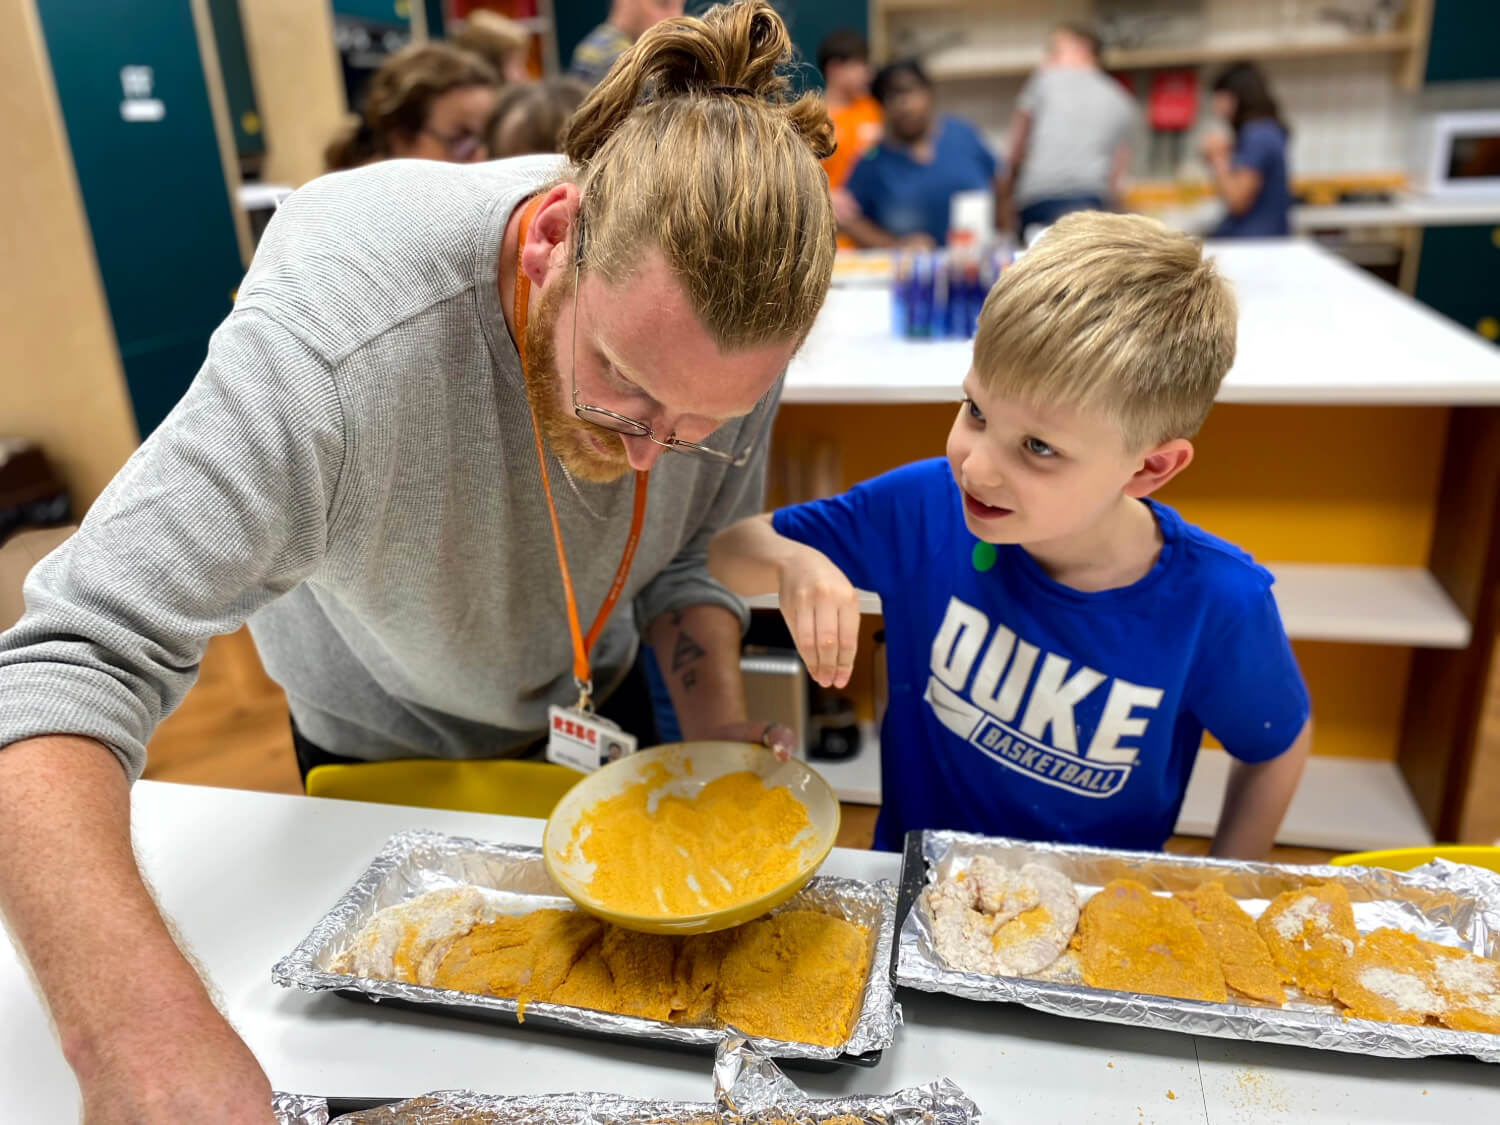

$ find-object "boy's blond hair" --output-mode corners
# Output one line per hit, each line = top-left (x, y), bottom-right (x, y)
(974, 212), (1237, 449)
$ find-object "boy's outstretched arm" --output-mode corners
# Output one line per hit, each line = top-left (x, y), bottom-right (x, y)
(1210, 720), (1312, 860)
(708, 515), (862, 690)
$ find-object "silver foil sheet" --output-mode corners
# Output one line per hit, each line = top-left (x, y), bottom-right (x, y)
(714, 1036), (980, 1123)
(272, 1092), (330, 1125)
(896, 830), (1500, 1063)
(270, 1038), (979, 1124)
(271, 830), (899, 1061)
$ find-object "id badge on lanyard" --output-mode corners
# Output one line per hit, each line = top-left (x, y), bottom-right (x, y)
(512, 196), (649, 775)
(546, 705), (638, 773)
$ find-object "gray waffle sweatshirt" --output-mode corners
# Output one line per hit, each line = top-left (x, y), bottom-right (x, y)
(0, 156), (769, 777)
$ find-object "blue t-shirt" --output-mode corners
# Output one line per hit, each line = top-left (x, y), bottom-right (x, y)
(774, 459), (1309, 852)
(847, 117), (998, 245)
(1214, 119), (1291, 238)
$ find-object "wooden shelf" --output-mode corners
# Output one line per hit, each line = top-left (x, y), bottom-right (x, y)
(1265, 563), (1470, 648)
(922, 32), (1415, 82)
(1176, 748), (1434, 850)
(746, 563), (1470, 649)
(815, 729), (1436, 851)
(1108, 31), (1413, 70)
(879, 0), (977, 10)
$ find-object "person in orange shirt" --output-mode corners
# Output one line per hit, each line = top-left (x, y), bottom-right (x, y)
(818, 29), (881, 190)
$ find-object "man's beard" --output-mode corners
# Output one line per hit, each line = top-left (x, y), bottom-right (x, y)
(523, 273), (632, 484)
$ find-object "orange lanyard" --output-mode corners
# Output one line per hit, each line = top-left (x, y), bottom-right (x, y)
(513, 196), (649, 709)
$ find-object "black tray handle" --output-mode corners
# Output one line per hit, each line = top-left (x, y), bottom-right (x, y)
(889, 830), (927, 990)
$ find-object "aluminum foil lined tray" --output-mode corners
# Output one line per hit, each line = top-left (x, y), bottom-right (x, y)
(271, 1037), (980, 1124)
(893, 830), (1500, 1064)
(272, 830), (899, 1068)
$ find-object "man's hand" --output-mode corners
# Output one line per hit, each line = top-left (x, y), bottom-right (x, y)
(698, 719), (797, 761)
(0, 735), (274, 1124)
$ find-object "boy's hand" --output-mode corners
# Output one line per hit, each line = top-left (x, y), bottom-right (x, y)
(778, 548), (861, 690)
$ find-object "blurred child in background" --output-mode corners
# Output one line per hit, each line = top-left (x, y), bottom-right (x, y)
(325, 43), (498, 171)
(570, 0), (686, 86)
(488, 76), (590, 158)
(1006, 24), (1137, 235)
(453, 8), (534, 85)
(1203, 62), (1292, 238)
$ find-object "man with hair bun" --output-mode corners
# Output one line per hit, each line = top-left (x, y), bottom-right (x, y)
(0, 2), (835, 1115)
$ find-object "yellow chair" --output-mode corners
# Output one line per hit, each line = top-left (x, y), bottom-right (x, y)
(305, 758), (586, 819)
(1330, 846), (1500, 875)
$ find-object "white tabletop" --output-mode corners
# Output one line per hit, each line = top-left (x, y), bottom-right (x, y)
(788, 240), (1500, 406)
(3, 781), (1497, 1121)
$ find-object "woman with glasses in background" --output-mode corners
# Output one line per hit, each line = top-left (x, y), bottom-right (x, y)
(325, 41), (500, 171)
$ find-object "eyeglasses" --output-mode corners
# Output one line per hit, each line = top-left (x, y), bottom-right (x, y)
(421, 126), (484, 162)
(567, 254), (772, 468)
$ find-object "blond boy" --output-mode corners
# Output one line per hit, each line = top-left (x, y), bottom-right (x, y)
(710, 212), (1310, 857)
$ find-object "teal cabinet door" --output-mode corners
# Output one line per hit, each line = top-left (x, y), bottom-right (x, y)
(1426, 0), (1500, 84)
(1415, 225), (1500, 346)
(35, 0), (246, 436)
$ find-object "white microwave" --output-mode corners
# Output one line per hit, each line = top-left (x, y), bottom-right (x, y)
(1411, 111), (1500, 198)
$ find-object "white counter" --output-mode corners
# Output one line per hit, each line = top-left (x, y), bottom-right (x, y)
(1295, 195), (1500, 230)
(792, 240), (1500, 405)
(3, 781), (1496, 1120)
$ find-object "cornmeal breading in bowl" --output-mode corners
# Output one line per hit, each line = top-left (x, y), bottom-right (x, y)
(545, 744), (840, 935)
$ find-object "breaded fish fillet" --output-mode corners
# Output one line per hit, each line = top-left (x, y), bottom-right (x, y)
(925, 859), (1080, 977)
(1257, 884), (1357, 999)
(343, 886), (494, 984)
(431, 909), (601, 1001)
(1176, 881), (1286, 1005)
(1333, 927), (1444, 1025)
(1079, 879), (1227, 1003)
(1426, 941), (1500, 1034)
(716, 910), (870, 1047)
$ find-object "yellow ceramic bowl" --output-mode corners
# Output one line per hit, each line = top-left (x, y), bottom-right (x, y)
(1330, 845), (1500, 874)
(542, 742), (840, 935)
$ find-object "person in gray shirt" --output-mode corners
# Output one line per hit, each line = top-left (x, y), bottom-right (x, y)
(0, 3), (834, 1118)
(1006, 24), (1138, 237)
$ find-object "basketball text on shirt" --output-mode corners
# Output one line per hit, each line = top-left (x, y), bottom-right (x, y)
(924, 595), (1164, 798)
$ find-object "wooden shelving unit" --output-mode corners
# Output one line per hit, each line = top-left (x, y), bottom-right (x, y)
(924, 31), (1416, 82)
(874, 0), (1435, 91)
(745, 561), (1472, 650)
(817, 724), (1438, 852)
